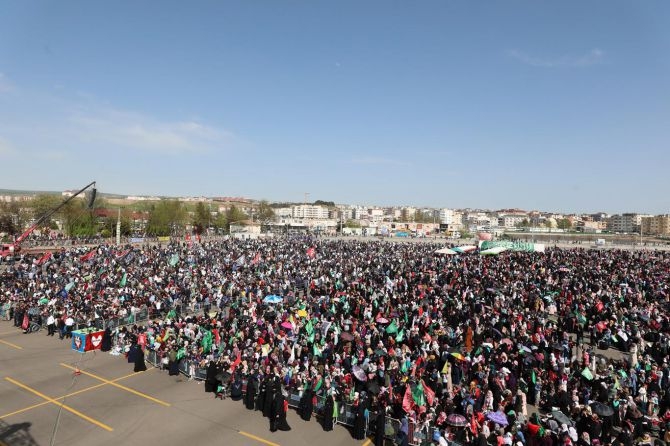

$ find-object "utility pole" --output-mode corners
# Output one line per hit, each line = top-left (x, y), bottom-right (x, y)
(304, 192), (310, 205)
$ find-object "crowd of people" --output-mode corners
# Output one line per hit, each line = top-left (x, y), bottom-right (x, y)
(2, 236), (670, 446)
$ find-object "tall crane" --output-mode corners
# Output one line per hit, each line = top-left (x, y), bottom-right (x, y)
(1, 181), (97, 259)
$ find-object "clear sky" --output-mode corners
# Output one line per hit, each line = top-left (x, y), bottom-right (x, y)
(0, 1), (668, 214)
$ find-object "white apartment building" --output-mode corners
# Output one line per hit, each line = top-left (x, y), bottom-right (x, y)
(369, 208), (384, 222)
(498, 214), (527, 228)
(439, 208), (455, 225)
(292, 205), (329, 219)
(273, 207), (294, 219)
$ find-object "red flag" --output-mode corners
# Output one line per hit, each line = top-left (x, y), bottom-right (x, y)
(22, 313), (29, 330)
(306, 247), (315, 259)
(37, 251), (52, 265)
(115, 249), (130, 259)
(402, 385), (414, 413)
(421, 379), (435, 406)
(596, 301), (604, 312)
(230, 352), (242, 373)
(251, 252), (261, 265)
(80, 250), (96, 262)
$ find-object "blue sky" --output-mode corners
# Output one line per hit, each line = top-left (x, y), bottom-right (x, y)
(0, 1), (668, 213)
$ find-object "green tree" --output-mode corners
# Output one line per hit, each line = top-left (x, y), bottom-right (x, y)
(515, 219), (530, 228)
(344, 219), (361, 228)
(192, 202), (211, 234)
(557, 218), (572, 230)
(224, 205), (248, 232)
(0, 201), (29, 236)
(146, 200), (187, 236)
(255, 200), (276, 224)
(30, 194), (61, 228)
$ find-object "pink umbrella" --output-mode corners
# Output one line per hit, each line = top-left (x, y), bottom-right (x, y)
(281, 321), (293, 330)
(376, 317), (389, 324)
(500, 338), (513, 346)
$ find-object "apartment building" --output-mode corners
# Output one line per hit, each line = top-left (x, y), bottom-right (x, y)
(641, 215), (670, 236)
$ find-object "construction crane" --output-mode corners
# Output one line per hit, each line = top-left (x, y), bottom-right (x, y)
(1, 181), (97, 259)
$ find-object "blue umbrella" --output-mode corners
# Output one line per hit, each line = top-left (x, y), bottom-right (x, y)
(263, 295), (283, 304)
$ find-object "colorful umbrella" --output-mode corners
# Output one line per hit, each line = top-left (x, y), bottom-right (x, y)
(450, 352), (465, 361)
(340, 332), (354, 342)
(376, 317), (389, 324)
(446, 413), (468, 427)
(500, 338), (513, 346)
(281, 321), (293, 330)
(296, 309), (308, 318)
(352, 365), (367, 382)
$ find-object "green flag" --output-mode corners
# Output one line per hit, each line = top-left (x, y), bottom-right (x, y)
(396, 329), (404, 343)
(412, 383), (425, 407)
(167, 309), (176, 320)
(313, 378), (323, 392)
(531, 369), (536, 384)
(119, 273), (127, 287)
(201, 330), (213, 353)
(305, 319), (314, 335)
(313, 344), (321, 357)
(176, 347), (186, 360)
(169, 254), (179, 267)
(581, 367), (593, 381)
(385, 320), (398, 334)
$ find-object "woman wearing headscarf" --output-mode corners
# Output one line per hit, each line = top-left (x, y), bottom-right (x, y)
(100, 327), (112, 352)
(270, 388), (291, 432)
(373, 403), (386, 446)
(133, 343), (147, 372)
(352, 393), (368, 440)
(244, 370), (258, 410)
(322, 389), (335, 432)
(298, 385), (314, 422)
(204, 359), (218, 393)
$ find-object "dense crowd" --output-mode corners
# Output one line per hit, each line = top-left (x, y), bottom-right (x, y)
(2, 237), (670, 446)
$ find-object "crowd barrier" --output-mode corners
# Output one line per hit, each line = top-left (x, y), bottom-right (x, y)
(141, 347), (435, 445)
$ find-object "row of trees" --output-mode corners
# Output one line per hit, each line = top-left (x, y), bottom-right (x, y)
(0, 195), (278, 240)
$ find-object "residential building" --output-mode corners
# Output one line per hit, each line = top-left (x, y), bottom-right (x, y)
(641, 215), (670, 236)
(608, 213), (650, 233)
(292, 205), (329, 219)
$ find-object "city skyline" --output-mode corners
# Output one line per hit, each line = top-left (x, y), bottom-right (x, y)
(1, 1), (669, 214)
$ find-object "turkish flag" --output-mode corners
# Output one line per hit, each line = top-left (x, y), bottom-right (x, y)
(306, 247), (315, 259)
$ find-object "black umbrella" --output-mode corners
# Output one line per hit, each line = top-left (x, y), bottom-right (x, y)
(590, 402), (614, 417)
(551, 410), (573, 427)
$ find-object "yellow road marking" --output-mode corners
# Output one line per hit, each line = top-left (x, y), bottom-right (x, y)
(238, 431), (281, 446)
(362, 439), (372, 446)
(0, 370), (148, 419)
(0, 339), (22, 350)
(60, 363), (170, 407)
(4, 377), (113, 432)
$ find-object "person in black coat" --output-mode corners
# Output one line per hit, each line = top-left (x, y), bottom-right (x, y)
(322, 391), (335, 432)
(374, 404), (386, 446)
(134, 346), (147, 372)
(257, 375), (268, 412)
(352, 395), (368, 440)
(270, 390), (292, 432)
(299, 387), (314, 422)
(263, 376), (277, 418)
(100, 327), (112, 352)
(204, 360), (218, 393)
(245, 373), (258, 410)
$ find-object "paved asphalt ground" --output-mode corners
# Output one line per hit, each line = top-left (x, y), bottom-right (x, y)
(0, 320), (365, 446)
